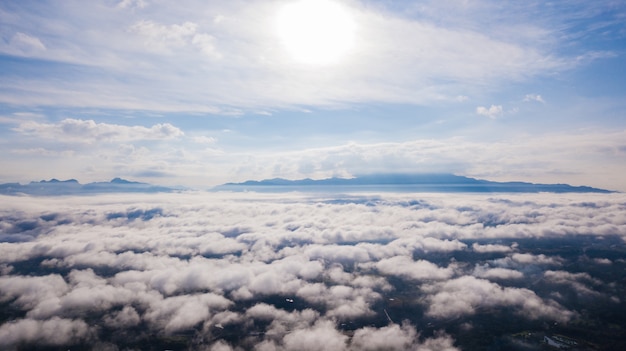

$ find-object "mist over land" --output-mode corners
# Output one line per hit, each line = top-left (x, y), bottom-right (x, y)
(1, 190), (625, 350)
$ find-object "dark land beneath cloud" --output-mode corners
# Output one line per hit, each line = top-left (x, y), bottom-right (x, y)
(1, 191), (625, 350)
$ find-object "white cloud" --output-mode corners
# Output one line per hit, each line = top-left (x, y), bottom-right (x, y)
(476, 104), (503, 118)
(281, 319), (348, 351)
(224, 129), (626, 191)
(524, 93), (545, 103)
(144, 293), (233, 333)
(117, 0), (147, 10)
(192, 33), (221, 58)
(473, 265), (524, 280)
(209, 340), (235, 351)
(130, 20), (220, 58)
(422, 276), (574, 322)
(544, 270), (603, 296)
(103, 305), (141, 328)
(510, 253), (561, 266)
(0, 317), (91, 348)
(13, 118), (184, 143)
(350, 322), (417, 351)
(374, 256), (455, 281)
(0, 192), (624, 349)
(192, 135), (218, 144)
(348, 322), (459, 351)
(295, 283), (379, 320)
(130, 20), (198, 48)
(0, 1), (580, 111)
(0, 274), (69, 318)
(593, 258), (611, 265)
(9, 32), (46, 54)
(472, 243), (514, 253)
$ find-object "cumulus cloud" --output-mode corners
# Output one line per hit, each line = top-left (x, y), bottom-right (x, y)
(144, 292), (232, 333)
(0, 274), (69, 318)
(473, 264), (524, 280)
(103, 305), (141, 328)
(0, 317), (91, 348)
(524, 93), (545, 103)
(13, 118), (184, 143)
(472, 243), (514, 253)
(349, 322), (459, 351)
(421, 276), (574, 322)
(509, 253), (562, 266)
(130, 20), (220, 58)
(373, 256), (455, 281)
(543, 270), (603, 297)
(0, 192), (624, 349)
(296, 283), (379, 320)
(593, 257), (612, 265)
(476, 104), (503, 118)
(131, 20), (198, 47)
(281, 319), (348, 351)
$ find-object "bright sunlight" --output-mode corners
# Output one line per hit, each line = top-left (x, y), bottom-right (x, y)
(275, 0), (356, 65)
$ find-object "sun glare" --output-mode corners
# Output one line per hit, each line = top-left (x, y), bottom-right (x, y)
(275, 0), (356, 65)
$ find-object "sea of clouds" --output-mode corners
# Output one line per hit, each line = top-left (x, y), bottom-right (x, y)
(0, 191), (625, 350)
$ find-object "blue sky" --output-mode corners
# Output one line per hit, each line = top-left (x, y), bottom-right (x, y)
(1, 0), (625, 190)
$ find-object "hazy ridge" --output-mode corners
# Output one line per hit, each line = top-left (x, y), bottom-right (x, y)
(216, 173), (613, 193)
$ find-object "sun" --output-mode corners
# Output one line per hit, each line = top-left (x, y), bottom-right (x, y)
(275, 0), (356, 65)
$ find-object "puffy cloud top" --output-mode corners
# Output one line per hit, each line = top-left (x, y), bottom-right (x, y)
(0, 192), (624, 349)
(14, 118), (184, 143)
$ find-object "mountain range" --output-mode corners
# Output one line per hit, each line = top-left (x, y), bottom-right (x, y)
(0, 174), (614, 196)
(214, 174), (613, 193)
(0, 178), (179, 196)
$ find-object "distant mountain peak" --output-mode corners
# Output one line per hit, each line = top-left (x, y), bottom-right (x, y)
(110, 177), (142, 184)
(32, 178), (79, 184)
(1, 177), (178, 196)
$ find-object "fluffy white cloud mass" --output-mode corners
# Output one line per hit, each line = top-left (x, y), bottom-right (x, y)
(476, 104), (503, 118)
(0, 191), (624, 349)
(13, 118), (184, 143)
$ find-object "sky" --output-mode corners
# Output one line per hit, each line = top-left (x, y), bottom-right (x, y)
(1, 0), (625, 190)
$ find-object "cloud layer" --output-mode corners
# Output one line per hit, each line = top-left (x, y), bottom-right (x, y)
(0, 192), (624, 349)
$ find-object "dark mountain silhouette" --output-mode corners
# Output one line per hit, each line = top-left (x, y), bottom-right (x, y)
(214, 173), (613, 193)
(0, 178), (179, 196)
